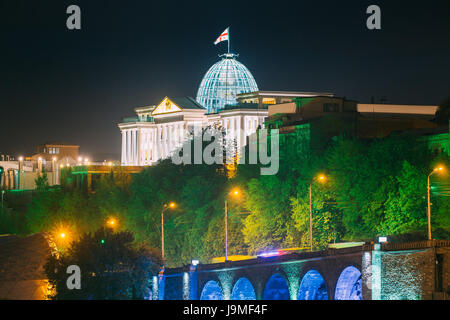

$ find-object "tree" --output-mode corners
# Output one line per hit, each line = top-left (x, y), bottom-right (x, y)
(45, 228), (162, 300)
(35, 170), (50, 192)
(435, 97), (450, 124)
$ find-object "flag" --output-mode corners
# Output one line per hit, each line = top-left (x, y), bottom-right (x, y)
(214, 27), (229, 45)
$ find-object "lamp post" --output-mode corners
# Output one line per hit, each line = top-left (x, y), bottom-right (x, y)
(52, 157), (57, 185)
(225, 188), (240, 262)
(18, 157), (23, 190)
(309, 174), (326, 252)
(427, 165), (445, 241)
(161, 202), (175, 262)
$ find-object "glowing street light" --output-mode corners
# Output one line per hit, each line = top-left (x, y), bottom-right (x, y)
(427, 165), (446, 240)
(106, 217), (118, 228)
(309, 174), (327, 252)
(18, 156), (23, 189)
(225, 187), (241, 262)
(161, 202), (176, 262)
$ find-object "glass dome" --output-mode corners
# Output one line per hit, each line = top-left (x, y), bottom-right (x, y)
(196, 53), (258, 113)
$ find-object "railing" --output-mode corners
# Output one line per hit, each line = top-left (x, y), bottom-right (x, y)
(162, 240), (450, 274)
(381, 239), (450, 251)
(120, 116), (154, 123)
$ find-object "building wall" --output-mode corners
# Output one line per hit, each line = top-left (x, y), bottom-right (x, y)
(119, 110), (267, 166)
(35, 144), (79, 162)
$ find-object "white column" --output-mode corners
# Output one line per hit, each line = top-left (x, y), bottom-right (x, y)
(167, 125), (174, 155)
(137, 129), (141, 166)
(121, 131), (126, 165)
(127, 130), (131, 166)
(156, 125), (161, 161)
(163, 125), (168, 159)
(131, 130), (135, 165)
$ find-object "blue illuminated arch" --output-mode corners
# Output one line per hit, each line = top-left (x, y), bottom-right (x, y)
(334, 266), (362, 300)
(200, 280), (224, 300)
(262, 273), (290, 300)
(297, 269), (328, 300)
(230, 277), (256, 300)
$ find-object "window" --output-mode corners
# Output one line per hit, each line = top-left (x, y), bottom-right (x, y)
(262, 98), (276, 105)
(48, 147), (60, 154)
(323, 103), (339, 112)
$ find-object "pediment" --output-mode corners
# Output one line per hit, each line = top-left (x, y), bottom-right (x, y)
(152, 97), (182, 116)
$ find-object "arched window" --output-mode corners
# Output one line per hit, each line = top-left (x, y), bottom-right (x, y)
(231, 278), (256, 300)
(298, 270), (328, 300)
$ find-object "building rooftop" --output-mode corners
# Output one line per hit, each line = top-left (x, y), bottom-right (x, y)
(237, 91), (335, 98)
(0, 233), (52, 300)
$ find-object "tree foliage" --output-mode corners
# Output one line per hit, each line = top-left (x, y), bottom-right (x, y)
(45, 228), (161, 300)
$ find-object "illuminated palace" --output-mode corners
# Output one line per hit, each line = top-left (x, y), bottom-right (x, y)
(118, 53), (328, 166)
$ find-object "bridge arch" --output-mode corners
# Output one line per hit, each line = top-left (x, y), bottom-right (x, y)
(230, 277), (256, 300)
(334, 266), (362, 300)
(262, 273), (290, 300)
(200, 280), (224, 300)
(297, 269), (328, 300)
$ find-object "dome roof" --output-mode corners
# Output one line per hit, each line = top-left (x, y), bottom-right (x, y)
(196, 53), (258, 113)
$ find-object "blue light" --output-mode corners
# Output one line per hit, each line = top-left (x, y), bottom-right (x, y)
(334, 266), (362, 300)
(200, 280), (224, 300)
(230, 277), (256, 300)
(263, 274), (290, 300)
(297, 270), (328, 300)
(196, 53), (258, 114)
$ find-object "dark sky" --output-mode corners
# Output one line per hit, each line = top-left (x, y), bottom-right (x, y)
(1, 0), (449, 160)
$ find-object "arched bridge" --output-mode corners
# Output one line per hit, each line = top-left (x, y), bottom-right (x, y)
(153, 241), (450, 300)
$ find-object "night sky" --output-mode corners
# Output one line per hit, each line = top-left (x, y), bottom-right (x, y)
(1, 0), (449, 160)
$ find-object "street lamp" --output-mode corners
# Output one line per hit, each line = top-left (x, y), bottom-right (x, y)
(161, 202), (176, 262)
(106, 217), (118, 228)
(427, 165), (445, 241)
(309, 174), (327, 252)
(18, 156), (23, 190)
(225, 188), (241, 262)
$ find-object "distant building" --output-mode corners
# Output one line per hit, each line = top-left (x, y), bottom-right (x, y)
(0, 143), (82, 190)
(237, 91), (334, 108)
(265, 96), (448, 154)
(32, 142), (79, 164)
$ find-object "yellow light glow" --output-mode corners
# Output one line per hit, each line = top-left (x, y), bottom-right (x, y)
(169, 202), (176, 208)
(18, 156), (23, 161)
(60, 233), (66, 238)
(230, 187), (241, 196)
(107, 218), (117, 227)
(317, 174), (327, 182)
